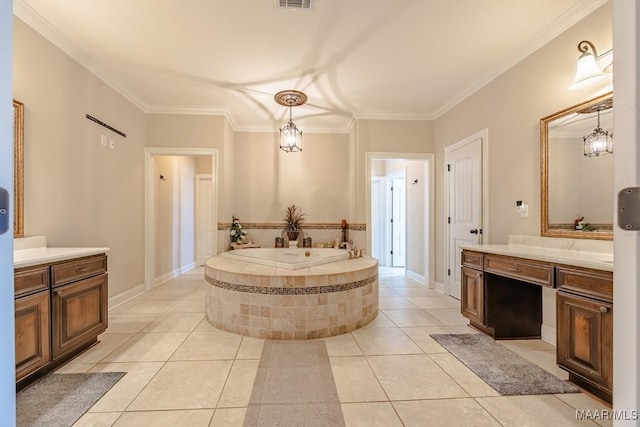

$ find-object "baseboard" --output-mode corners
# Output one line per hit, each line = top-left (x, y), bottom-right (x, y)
(406, 270), (425, 285)
(154, 261), (195, 287)
(433, 280), (445, 293)
(541, 325), (556, 345)
(180, 262), (197, 274)
(108, 282), (146, 311)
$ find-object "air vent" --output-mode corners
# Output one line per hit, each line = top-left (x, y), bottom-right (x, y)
(278, 0), (312, 10)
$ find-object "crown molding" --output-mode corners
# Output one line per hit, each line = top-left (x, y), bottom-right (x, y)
(13, 0), (149, 112)
(432, 0), (610, 119)
(354, 111), (436, 121)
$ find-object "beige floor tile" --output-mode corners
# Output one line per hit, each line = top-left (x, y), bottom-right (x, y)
(448, 325), (482, 334)
(113, 410), (214, 427)
(400, 326), (453, 353)
(141, 313), (205, 333)
(104, 313), (161, 333)
(429, 353), (501, 397)
(499, 340), (568, 380)
(108, 294), (151, 315)
(351, 327), (422, 355)
(378, 296), (419, 309)
(323, 333), (363, 356)
(391, 288), (443, 298)
(128, 360), (232, 410)
(377, 287), (400, 297)
(145, 287), (199, 300)
(217, 360), (260, 407)
(361, 311), (397, 328)
(119, 298), (180, 314)
(70, 333), (134, 364)
(380, 280), (425, 289)
(367, 354), (468, 400)
(73, 411), (121, 426)
(382, 309), (443, 327)
(393, 398), (501, 427)
(341, 402), (403, 426)
(554, 393), (614, 427)
(87, 362), (164, 412)
(210, 408), (247, 426)
(55, 363), (95, 373)
(236, 336), (265, 359)
(195, 318), (219, 332)
(168, 298), (206, 313)
(102, 332), (189, 362)
(476, 395), (600, 427)
(171, 331), (243, 361)
(184, 288), (207, 300)
(330, 356), (388, 402)
(405, 295), (460, 309)
(423, 308), (469, 326)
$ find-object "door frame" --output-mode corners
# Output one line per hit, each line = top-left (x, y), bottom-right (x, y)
(195, 173), (213, 266)
(443, 129), (489, 296)
(366, 152), (435, 287)
(144, 148), (218, 291)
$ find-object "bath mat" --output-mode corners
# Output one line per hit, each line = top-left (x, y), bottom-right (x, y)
(430, 334), (579, 395)
(244, 340), (345, 427)
(17, 372), (126, 427)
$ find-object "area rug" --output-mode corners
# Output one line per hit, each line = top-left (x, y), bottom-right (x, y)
(430, 334), (578, 395)
(17, 372), (126, 427)
(244, 340), (345, 427)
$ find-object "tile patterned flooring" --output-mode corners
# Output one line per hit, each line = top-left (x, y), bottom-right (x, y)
(61, 266), (612, 426)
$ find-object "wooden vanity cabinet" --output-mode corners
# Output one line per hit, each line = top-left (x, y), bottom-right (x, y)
(461, 251), (484, 326)
(14, 254), (108, 387)
(556, 266), (613, 403)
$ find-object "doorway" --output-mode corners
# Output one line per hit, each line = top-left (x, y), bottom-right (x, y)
(144, 148), (218, 290)
(366, 153), (435, 286)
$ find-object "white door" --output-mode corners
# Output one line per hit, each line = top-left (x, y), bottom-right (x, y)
(448, 138), (482, 299)
(195, 174), (213, 266)
(0, 4), (16, 422)
(391, 176), (406, 267)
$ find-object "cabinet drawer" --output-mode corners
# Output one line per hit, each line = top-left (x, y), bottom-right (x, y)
(557, 267), (612, 302)
(51, 254), (107, 288)
(484, 254), (554, 287)
(14, 265), (49, 297)
(462, 251), (483, 269)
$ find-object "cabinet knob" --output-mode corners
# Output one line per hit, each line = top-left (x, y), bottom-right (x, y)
(599, 306), (609, 313)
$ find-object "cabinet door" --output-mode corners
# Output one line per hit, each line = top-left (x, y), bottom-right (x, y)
(52, 274), (108, 360)
(15, 291), (51, 381)
(461, 267), (483, 324)
(557, 291), (613, 392)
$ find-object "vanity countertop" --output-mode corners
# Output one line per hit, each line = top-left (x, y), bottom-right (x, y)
(460, 243), (613, 272)
(13, 236), (109, 268)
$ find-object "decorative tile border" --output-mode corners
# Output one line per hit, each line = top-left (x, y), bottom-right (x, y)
(205, 274), (378, 295)
(217, 222), (366, 231)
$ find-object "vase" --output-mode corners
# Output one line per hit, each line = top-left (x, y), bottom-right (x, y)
(287, 230), (299, 241)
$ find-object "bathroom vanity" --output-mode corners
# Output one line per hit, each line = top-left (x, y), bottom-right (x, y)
(14, 237), (109, 388)
(460, 240), (613, 403)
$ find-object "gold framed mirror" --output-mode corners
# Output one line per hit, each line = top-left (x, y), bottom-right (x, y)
(540, 92), (613, 240)
(13, 100), (24, 238)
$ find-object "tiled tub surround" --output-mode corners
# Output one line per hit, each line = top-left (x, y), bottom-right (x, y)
(205, 255), (378, 339)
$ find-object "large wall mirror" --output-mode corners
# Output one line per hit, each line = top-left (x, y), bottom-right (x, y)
(13, 100), (24, 238)
(541, 92), (613, 240)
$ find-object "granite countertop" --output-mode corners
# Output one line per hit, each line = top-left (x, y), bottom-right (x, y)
(14, 236), (109, 268)
(460, 243), (613, 272)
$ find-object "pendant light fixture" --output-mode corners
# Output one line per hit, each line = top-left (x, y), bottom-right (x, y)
(583, 100), (613, 157)
(275, 90), (307, 153)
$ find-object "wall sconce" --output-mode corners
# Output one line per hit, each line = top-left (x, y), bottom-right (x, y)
(569, 40), (612, 90)
(275, 90), (307, 153)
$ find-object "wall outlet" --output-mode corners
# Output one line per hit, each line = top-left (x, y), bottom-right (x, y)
(518, 203), (529, 217)
(109, 139), (115, 150)
(100, 134), (107, 146)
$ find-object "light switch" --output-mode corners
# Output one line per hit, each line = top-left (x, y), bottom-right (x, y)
(100, 134), (107, 146)
(109, 139), (115, 150)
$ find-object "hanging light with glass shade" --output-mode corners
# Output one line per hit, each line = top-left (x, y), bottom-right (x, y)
(583, 101), (613, 157)
(569, 40), (612, 91)
(274, 90), (307, 153)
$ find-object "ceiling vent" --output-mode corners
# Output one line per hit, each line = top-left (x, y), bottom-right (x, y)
(278, 0), (312, 10)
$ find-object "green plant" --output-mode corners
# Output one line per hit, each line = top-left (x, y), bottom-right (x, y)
(282, 205), (305, 235)
(230, 217), (248, 242)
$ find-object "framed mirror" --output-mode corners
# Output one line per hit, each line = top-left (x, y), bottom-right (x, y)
(541, 92), (613, 240)
(13, 100), (24, 238)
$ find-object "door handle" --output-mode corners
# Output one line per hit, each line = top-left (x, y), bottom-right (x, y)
(469, 229), (479, 234)
(0, 187), (8, 235)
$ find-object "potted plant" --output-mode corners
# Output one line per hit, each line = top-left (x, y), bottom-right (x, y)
(230, 217), (248, 243)
(282, 204), (305, 241)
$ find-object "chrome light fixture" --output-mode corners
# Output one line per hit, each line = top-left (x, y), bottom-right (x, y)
(274, 90), (307, 153)
(569, 40), (612, 91)
(583, 102), (613, 157)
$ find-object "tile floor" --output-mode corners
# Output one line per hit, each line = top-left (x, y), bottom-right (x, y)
(60, 266), (612, 426)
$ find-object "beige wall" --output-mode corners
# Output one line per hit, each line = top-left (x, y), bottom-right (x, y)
(406, 160), (426, 276)
(13, 17), (147, 298)
(432, 3), (612, 284)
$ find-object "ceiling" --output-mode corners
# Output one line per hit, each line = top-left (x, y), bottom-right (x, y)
(14, 0), (606, 132)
